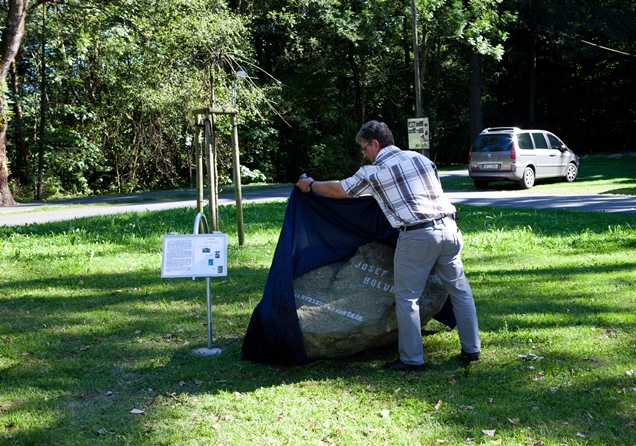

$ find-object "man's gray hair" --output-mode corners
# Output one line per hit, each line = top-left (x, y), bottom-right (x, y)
(355, 120), (395, 148)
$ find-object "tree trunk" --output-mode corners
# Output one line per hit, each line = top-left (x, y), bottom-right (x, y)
(37, 4), (46, 200)
(0, 0), (32, 206)
(468, 49), (483, 144)
(527, 33), (537, 127)
(10, 60), (28, 185)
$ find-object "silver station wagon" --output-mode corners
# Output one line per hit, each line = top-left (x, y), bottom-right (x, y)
(468, 127), (579, 189)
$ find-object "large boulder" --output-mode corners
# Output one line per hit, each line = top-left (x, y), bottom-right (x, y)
(294, 242), (448, 359)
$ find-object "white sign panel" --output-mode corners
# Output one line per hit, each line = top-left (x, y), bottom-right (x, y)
(161, 234), (228, 278)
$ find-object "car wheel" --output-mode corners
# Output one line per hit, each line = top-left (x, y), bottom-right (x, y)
(473, 180), (489, 189)
(519, 167), (535, 189)
(564, 163), (578, 182)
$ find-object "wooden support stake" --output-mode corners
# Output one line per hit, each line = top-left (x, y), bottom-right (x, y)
(204, 110), (218, 231)
(231, 113), (245, 246)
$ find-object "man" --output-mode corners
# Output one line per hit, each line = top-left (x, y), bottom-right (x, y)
(296, 120), (480, 372)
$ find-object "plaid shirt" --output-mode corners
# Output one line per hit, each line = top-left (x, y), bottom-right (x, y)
(341, 146), (456, 228)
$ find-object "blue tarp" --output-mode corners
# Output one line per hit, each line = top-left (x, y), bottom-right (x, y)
(241, 188), (456, 365)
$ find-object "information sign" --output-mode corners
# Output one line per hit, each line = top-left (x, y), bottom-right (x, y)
(408, 117), (429, 150)
(161, 233), (228, 278)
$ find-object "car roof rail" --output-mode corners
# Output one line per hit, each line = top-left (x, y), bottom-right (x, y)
(481, 127), (519, 133)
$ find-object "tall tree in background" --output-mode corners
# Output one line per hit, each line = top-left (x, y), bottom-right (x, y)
(0, 0), (47, 206)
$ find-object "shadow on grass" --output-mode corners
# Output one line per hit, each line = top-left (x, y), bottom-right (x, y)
(2, 202), (635, 443)
(2, 262), (634, 444)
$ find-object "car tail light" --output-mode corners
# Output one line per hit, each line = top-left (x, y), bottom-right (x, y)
(468, 146), (473, 161)
(510, 143), (517, 160)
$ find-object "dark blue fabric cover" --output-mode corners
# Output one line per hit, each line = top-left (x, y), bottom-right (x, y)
(241, 188), (456, 365)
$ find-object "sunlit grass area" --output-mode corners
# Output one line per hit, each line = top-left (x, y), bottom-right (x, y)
(1, 201), (635, 445)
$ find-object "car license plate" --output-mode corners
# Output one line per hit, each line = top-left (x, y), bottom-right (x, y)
(481, 163), (500, 170)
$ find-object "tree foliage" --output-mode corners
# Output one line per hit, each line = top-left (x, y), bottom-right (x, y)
(2, 0), (635, 202)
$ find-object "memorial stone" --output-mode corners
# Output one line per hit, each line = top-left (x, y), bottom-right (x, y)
(294, 242), (448, 359)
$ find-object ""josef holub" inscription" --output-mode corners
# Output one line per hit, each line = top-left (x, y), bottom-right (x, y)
(355, 262), (395, 293)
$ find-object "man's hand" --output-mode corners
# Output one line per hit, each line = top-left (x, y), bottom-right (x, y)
(296, 178), (352, 199)
(296, 177), (314, 193)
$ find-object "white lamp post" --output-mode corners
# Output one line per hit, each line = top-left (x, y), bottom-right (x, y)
(232, 66), (248, 107)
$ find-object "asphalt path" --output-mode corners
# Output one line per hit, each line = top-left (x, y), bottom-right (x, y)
(1, 171), (635, 226)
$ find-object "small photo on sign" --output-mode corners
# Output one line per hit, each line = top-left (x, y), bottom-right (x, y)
(208, 259), (214, 266)
(215, 251), (220, 258)
(202, 247), (211, 253)
(218, 266), (223, 274)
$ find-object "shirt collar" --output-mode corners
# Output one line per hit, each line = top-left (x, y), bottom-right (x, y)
(373, 145), (400, 165)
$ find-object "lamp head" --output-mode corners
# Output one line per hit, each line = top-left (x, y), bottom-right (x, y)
(236, 66), (248, 81)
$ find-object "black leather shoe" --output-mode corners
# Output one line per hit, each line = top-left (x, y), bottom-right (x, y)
(383, 358), (426, 372)
(460, 349), (480, 362)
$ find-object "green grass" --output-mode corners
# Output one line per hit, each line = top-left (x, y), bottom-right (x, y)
(440, 152), (636, 195)
(1, 199), (635, 445)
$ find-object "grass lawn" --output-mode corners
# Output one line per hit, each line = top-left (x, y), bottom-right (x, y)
(1, 152), (635, 445)
(1, 194), (635, 445)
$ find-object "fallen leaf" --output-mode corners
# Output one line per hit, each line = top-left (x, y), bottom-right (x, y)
(532, 442), (545, 446)
(130, 409), (144, 414)
(576, 432), (585, 438)
(549, 387), (557, 394)
(105, 391), (113, 396)
(194, 380), (204, 385)
(435, 400), (443, 411)
(79, 345), (91, 351)
(482, 429), (496, 436)
(626, 370), (634, 376)
(448, 378), (457, 385)
(508, 417), (521, 426)
(487, 398), (493, 405)
(179, 381), (186, 386)
(380, 409), (390, 418)
(97, 427), (107, 435)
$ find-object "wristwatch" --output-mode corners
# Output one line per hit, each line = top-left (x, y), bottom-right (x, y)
(307, 181), (315, 192)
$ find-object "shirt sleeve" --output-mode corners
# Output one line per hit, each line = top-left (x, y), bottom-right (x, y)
(340, 167), (372, 198)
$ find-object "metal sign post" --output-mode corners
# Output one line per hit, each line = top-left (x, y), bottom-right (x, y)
(161, 212), (228, 357)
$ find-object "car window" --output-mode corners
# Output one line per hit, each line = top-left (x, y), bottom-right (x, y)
(472, 134), (512, 152)
(547, 133), (563, 150)
(517, 133), (533, 150)
(532, 132), (548, 149)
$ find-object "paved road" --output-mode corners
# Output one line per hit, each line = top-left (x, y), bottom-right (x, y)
(1, 172), (636, 226)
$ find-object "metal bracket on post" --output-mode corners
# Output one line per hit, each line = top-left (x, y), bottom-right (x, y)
(190, 212), (222, 357)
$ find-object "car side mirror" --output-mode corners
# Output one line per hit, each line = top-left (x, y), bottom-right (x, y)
(559, 145), (568, 152)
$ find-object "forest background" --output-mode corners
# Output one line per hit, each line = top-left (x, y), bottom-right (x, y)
(0, 0), (634, 206)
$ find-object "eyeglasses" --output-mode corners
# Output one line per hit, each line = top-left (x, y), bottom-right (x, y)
(360, 142), (373, 154)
